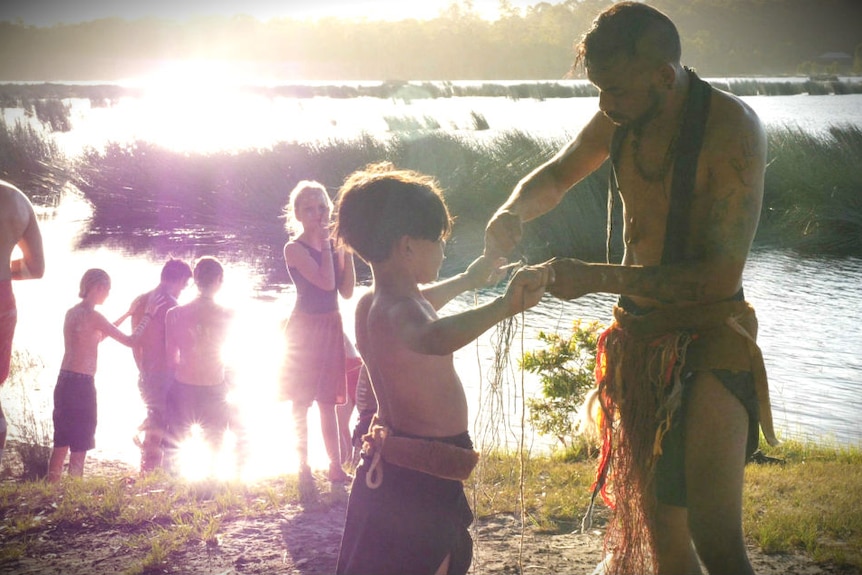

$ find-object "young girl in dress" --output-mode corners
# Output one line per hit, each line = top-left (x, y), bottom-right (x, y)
(280, 181), (355, 484)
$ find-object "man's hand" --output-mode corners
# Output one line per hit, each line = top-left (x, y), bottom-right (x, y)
(484, 209), (522, 259)
(546, 257), (593, 301)
(144, 292), (169, 316)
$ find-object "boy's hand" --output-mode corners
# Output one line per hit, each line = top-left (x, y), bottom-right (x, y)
(144, 292), (169, 316)
(464, 255), (508, 289)
(502, 263), (554, 314)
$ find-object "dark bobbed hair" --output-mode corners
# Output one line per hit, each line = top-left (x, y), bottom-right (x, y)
(334, 162), (452, 264)
(160, 258), (192, 283)
(574, 1), (680, 73)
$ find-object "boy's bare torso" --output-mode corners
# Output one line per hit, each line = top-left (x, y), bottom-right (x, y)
(358, 290), (469, 439)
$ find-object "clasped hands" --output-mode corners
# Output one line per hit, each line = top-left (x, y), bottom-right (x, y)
(484, 208), (592, 302)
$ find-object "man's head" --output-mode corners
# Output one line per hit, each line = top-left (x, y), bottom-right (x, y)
(575, 2), (682, 129)
(160, 258), (192, 298)
(193, 257), (223, 292)
(334, 162), (452, 264)
(576, 2), (680, 74)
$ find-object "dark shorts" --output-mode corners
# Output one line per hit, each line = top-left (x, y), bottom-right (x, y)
(336, 434), (474, 575)
(52, 370), (97, 452)
(166, 380), (230, 447)
(138, 370), (170, 428)
(655, 369), (760, 507)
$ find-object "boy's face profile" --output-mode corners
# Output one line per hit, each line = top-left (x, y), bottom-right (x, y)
(409, 237), (446, 284)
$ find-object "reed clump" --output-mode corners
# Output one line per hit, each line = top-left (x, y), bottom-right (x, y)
(1, 96), (860, 267)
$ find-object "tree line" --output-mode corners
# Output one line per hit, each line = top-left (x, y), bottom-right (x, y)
(0, 0), (859, 81)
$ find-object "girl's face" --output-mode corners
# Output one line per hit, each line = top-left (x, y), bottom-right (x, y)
(296, 190), (332, 231)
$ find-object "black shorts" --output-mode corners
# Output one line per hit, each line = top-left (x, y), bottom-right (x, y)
(655, 369), (760, 507)
(52, 370), (97, 452)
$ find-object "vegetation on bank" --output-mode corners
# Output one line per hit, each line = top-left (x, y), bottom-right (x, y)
(2, 76), (861, 108)
(0, 441), (859, 573)
(2, 93), (860, 270)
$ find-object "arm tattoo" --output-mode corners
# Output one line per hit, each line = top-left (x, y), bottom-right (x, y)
(731, 133), (761, 187)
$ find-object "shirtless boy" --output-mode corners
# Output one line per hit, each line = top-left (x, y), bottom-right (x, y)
(333, 163), (552, 575)
(125, 258), (192, 473)
(0, 179), (45, 466)
(48, 269), (160, 482)
(164, 256), (237, 476)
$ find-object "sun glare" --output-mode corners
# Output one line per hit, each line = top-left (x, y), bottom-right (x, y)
(135, 60), (277, 153)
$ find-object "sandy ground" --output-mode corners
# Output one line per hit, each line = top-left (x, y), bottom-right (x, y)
(0, 457), (855, 575)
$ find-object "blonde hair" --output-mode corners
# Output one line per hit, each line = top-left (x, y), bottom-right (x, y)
(79, 268), (110, 298)
(282, 180), (332, 235)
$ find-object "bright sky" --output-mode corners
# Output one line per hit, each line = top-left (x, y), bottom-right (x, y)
(0, 0), (544, 26)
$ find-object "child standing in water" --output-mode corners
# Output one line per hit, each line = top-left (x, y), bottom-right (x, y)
(280, 180), (355, 485)
(48, 268), (161, 482)
(333, 163), (553, 575)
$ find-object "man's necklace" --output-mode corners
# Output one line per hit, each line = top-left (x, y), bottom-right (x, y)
(631, 128), (680, 183)
(630, 90), (690, 183)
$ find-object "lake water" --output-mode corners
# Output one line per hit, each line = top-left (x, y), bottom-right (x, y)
(2, 82), (861, 479)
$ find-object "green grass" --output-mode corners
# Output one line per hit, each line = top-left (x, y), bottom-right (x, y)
(467, 440), (862, 570)
(0, 470), (297, 574)
(1, 441), (858, 572)
(743, 440), (862, 567)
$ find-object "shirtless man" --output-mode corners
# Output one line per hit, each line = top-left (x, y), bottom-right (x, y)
(164, 257), (236, 476)
(483, 3), (776, 574)
(0, 179), (45, 467)
(333, 163), (552, 575)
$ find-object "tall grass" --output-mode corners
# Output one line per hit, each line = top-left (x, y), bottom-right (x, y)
(0, 105), (859, 268)
(0, 117), (69, 202)
(2, 351), (51, 481)
(760, 125), (862, 254)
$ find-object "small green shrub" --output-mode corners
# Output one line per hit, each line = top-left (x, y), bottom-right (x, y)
(522, 320), (603, 454)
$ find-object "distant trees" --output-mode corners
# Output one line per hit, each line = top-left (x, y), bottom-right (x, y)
(0, 0), (859, 80)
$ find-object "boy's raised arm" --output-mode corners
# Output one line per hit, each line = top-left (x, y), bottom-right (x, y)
(396, 263), (551, 356)
(421, 255), (507, 311)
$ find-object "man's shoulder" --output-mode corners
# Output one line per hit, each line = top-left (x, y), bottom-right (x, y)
(708, 87), (763, 130)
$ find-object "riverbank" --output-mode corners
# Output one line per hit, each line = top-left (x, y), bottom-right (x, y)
(1, 441), (859, 575)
